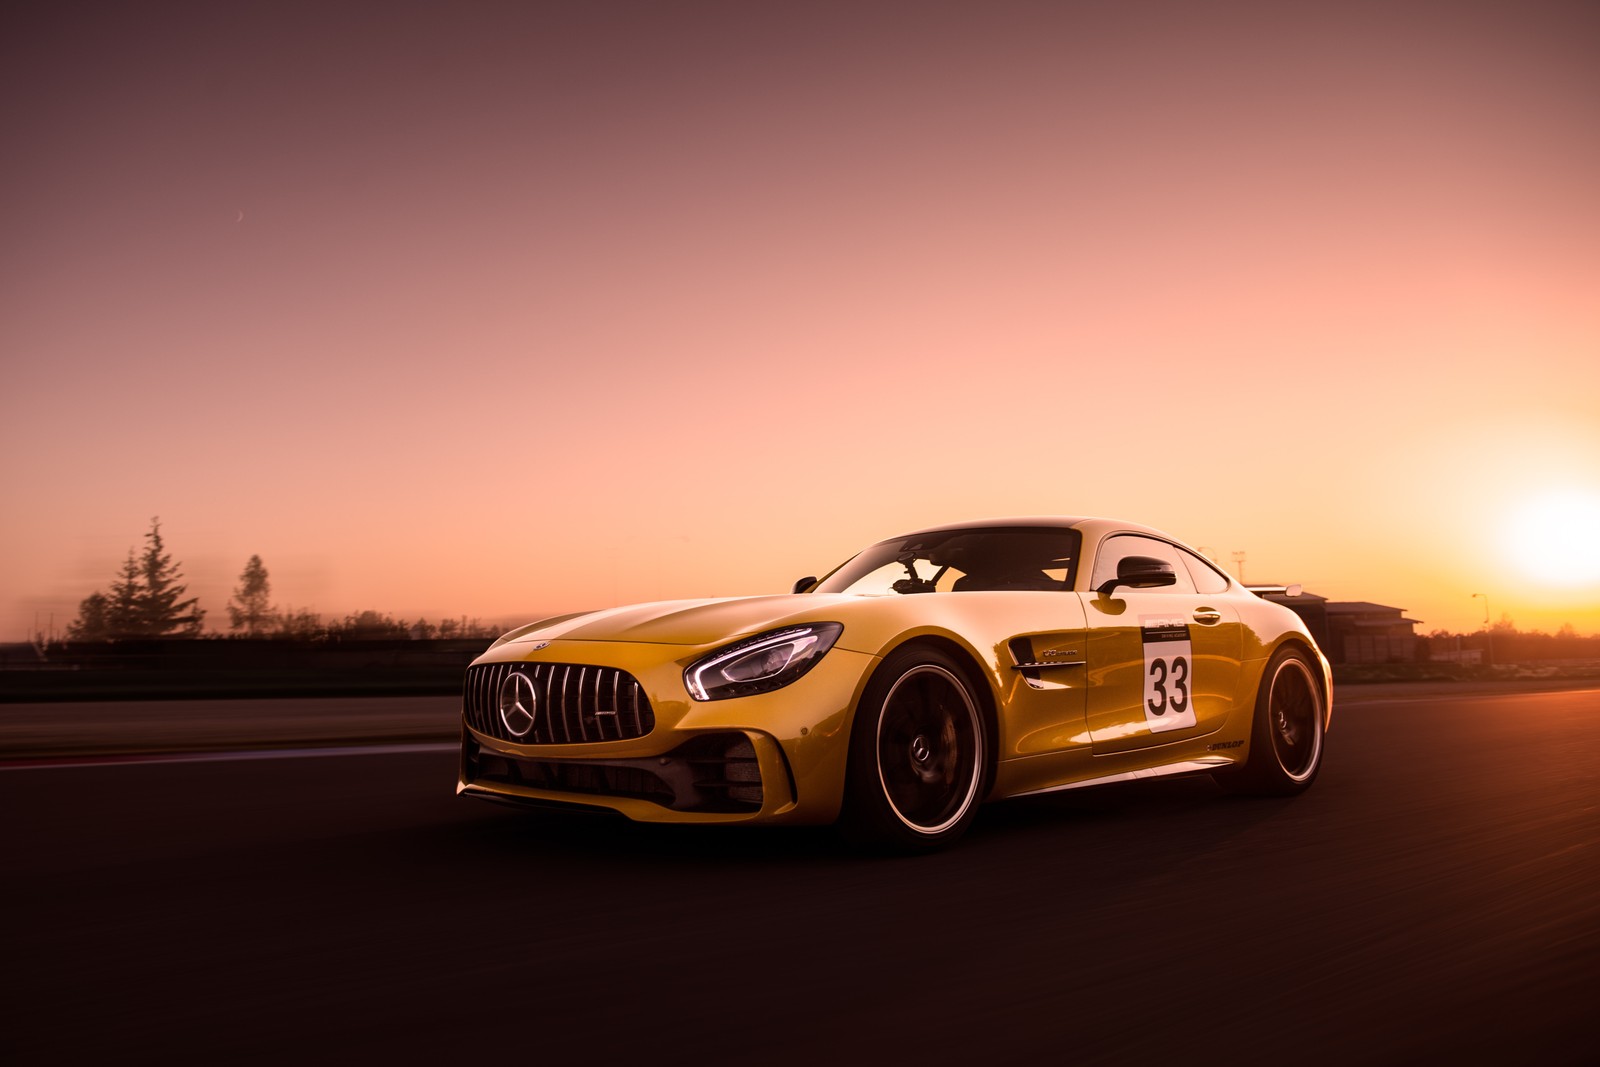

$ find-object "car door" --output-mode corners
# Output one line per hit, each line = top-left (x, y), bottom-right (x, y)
(1080, 534), (1243, 755)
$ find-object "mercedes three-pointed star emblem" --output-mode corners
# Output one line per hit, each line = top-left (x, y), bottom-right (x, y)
(497, 671), (538, 738)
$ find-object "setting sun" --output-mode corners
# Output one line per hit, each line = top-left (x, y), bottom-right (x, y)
(1509, 489), (1600, 587)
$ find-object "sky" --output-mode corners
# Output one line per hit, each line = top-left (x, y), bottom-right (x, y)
(3, 0), (1598, 641)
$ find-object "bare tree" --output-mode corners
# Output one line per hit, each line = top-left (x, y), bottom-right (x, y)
(65, 591), (111, 641)
(227, 555), (277, 635)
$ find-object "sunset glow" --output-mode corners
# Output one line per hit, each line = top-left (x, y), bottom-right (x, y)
(2, 1), (1598, 641)
(1509, 489), (1600, 587)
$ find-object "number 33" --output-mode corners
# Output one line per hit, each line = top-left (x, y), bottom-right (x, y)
(1148, 656), (1190, 715)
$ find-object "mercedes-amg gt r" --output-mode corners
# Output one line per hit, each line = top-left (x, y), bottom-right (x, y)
(458, 517), (1331, 850)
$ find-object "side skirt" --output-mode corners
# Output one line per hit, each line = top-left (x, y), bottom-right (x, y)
(1011, 756), (1237, 798)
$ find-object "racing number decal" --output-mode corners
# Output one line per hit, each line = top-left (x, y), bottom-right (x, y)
(1149, 657), (1189, 714)
(1141, 616), (1197, 733)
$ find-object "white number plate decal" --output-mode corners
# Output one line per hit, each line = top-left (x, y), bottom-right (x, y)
(1141, 616), (1196, 733)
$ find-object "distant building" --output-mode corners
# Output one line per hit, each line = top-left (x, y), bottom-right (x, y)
(1258, 591), (1421, 664)
(1324, 601), (1423, 664)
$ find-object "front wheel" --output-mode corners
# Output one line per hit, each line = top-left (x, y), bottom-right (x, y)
(839, 647), (988, 853)
(1225, 646), (1325, 796)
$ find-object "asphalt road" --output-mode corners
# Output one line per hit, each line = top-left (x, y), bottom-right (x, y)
(4, 689), (1597, 1064)
(0, 694), (461, 758)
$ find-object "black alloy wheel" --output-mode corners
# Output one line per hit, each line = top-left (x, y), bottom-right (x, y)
(841, 646), (987, 852)
(1224, 646), (1325, 796)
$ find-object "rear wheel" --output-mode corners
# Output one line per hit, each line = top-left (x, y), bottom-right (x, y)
(1226, 646), (1324, 795)
(839, 647), (987, 852)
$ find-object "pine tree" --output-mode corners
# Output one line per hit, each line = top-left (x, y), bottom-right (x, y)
(66, 548), (147, 640)
(228, 555), (276, 635)
(66, 520), (205, 640)
(107, 549), (146, 637)
(137, 518), (205, 637)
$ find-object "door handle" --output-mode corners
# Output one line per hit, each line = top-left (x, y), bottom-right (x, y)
(1193, 609), (1222, 624)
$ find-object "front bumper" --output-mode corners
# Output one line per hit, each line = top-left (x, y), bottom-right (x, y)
(456, 639), (877, 825)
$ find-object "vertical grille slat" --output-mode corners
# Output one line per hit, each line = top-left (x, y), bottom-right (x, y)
(477, 664), (489, 733)
(463, 661), (656, 745)
(577, 666), (591, 743)
(486, 664), (497, 733)
(473, 668), (486, 735)
(489, 662), (503, 734)
(489, 664), (504, 734)
(540, 663), (555, 744)
(608, 672), (620, 742)
(569, 665), (582, 743)
(531, 668), (544, 742)
(587, 668), (600, 742)
(475, 664), (491, 733)
(555, 665), (565, 743)
(559, 665), (574, 744)
(472, 665), (483, 732)
(570, 667), (580, 743)
(494, 663), (508, 734)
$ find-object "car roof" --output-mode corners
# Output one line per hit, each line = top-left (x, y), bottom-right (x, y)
(890, 516), (1169, 540)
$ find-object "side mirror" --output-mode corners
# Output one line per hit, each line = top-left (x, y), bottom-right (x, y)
(1097, 556), (1177, 596)
(792, 576), (818, 594)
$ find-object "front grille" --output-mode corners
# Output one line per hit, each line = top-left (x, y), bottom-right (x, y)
(463, 662), (655, 744)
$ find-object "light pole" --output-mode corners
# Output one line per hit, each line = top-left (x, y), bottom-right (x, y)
(1231, 551), (1246, 583)
(1473, 593), (1492, 666)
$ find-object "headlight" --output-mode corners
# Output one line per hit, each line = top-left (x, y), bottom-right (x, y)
(684, 623), (843, 701)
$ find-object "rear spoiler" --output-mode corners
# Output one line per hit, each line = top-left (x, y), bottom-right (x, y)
(1245, 584), (1303, 598)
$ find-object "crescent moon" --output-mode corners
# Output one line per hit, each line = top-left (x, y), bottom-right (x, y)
(235, 209), (245, 223)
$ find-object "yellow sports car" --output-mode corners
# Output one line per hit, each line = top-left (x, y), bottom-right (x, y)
(458, 517), (1331, 850)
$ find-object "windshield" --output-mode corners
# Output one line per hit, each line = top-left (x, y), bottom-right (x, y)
(814, 526), (1082, 595)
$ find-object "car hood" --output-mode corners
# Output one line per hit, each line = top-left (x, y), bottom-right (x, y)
(495, 594), (862, 648)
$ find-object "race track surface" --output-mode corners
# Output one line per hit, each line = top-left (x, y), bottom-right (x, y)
(4, 689), (1597, 1063)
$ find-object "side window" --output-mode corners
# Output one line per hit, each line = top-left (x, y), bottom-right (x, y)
(1180, 549), (1230, 594)
(1089, 535), (1197, 594)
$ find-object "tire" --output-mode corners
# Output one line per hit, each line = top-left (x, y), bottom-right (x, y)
(1226, 646), (1325, 796)
(839, 647), (988, 853)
